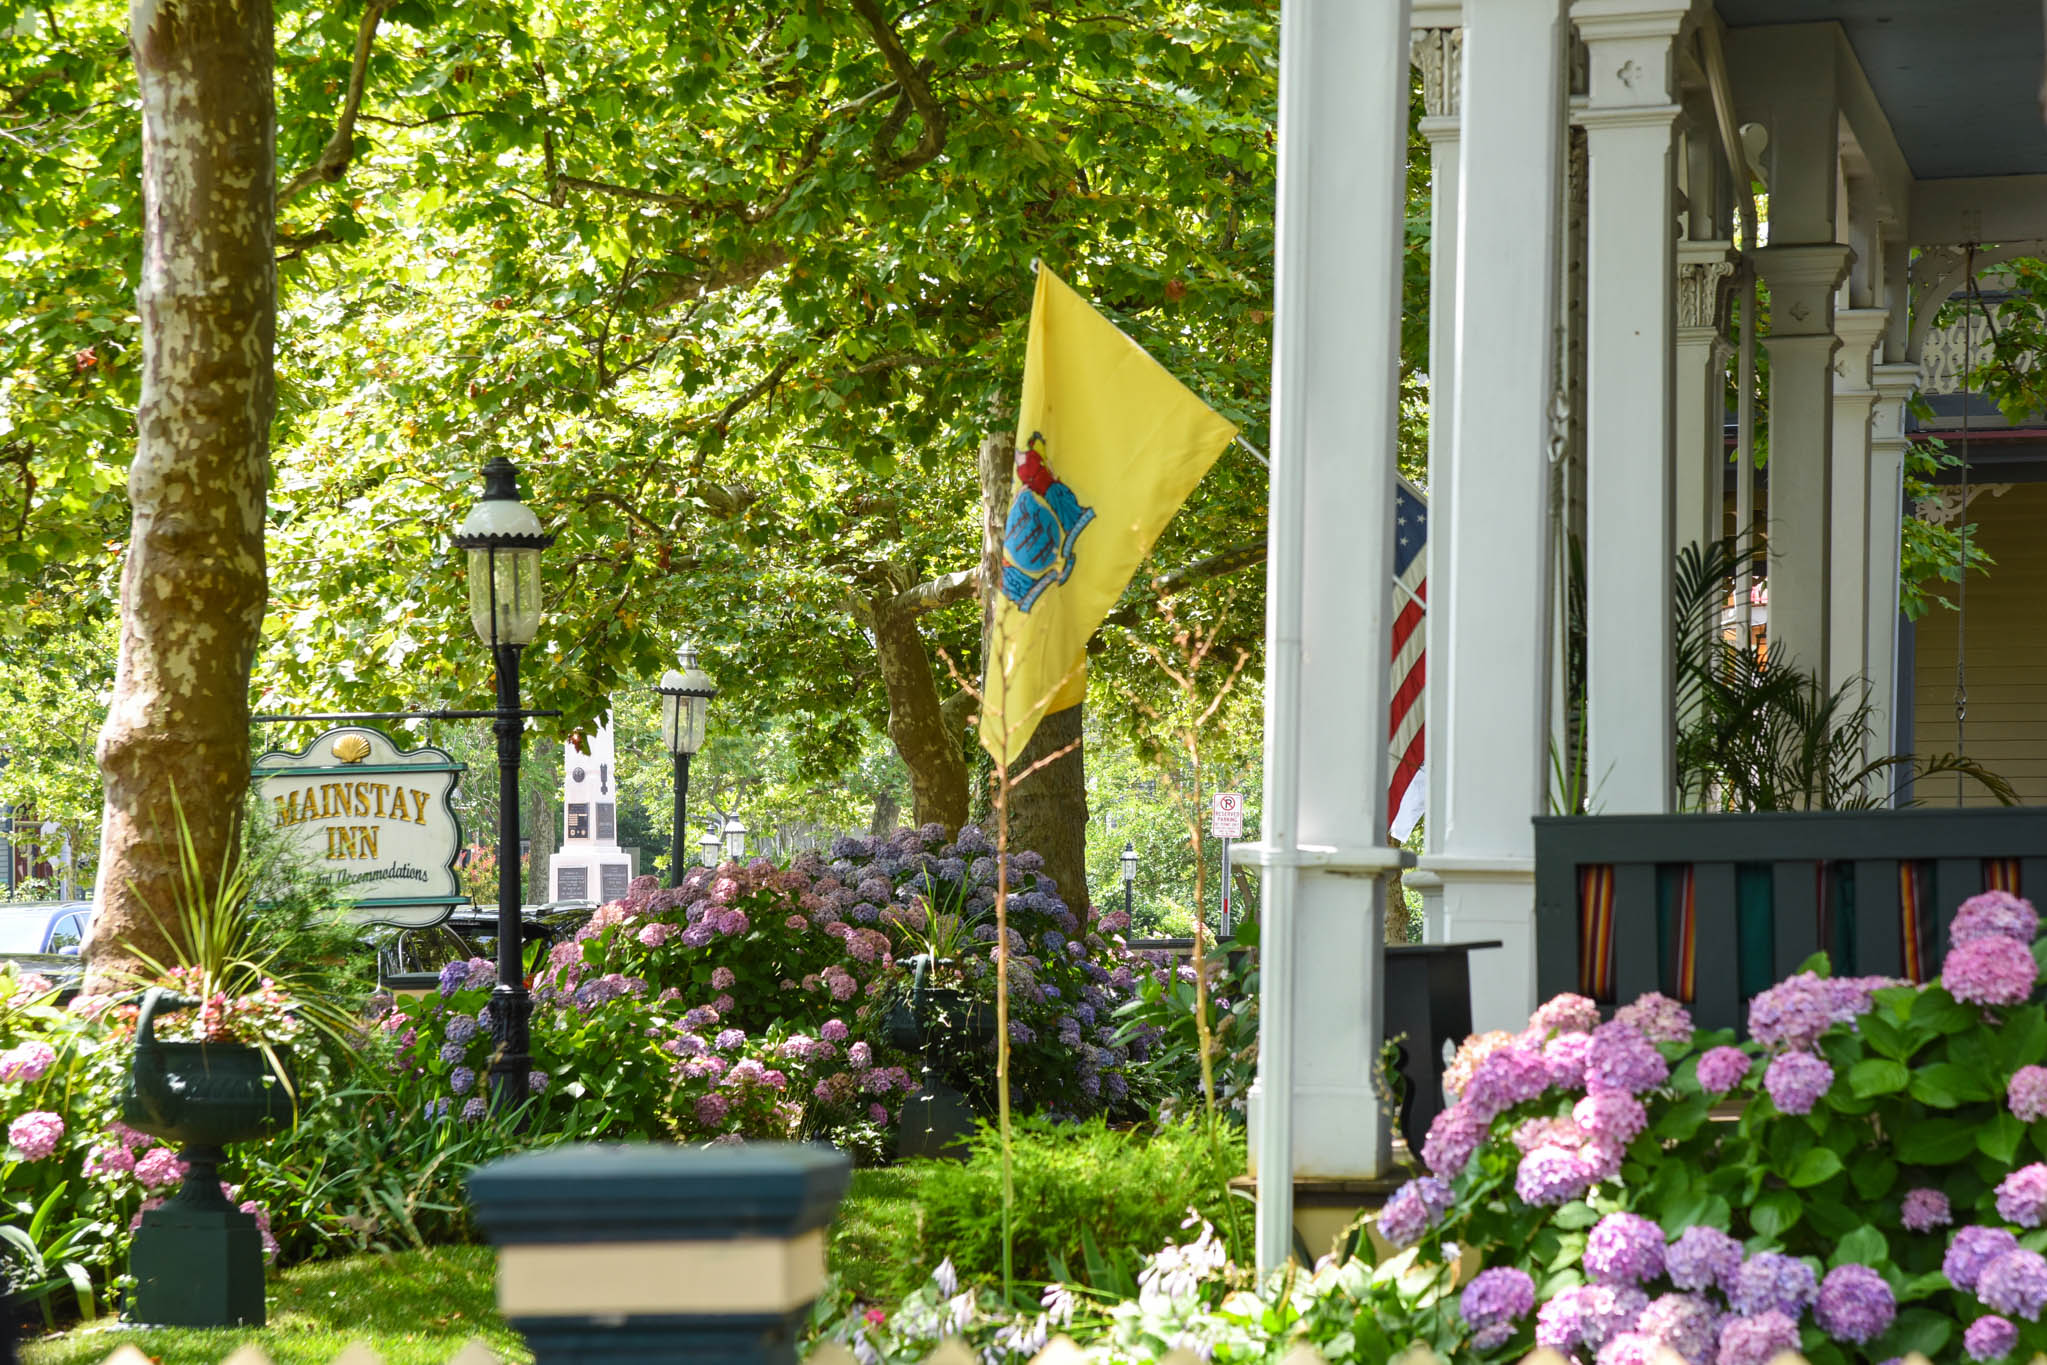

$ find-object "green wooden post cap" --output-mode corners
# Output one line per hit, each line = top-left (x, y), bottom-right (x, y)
(467, 1141), (850, 1243)
(466, 1142), (853, 1365)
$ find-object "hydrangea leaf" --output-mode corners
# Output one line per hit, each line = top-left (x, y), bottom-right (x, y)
(1849, 1057), (1911, 1098)
(1978, 1111), (2026, 1164)
(1750, 1187), (1802, 1239)
(1829, 1224), (1889, 1269)
(1788, 1146), (1845, 1188)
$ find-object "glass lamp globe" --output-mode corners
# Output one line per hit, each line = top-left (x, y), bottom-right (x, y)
(453, 458), (553, 646)
(1120, 841), (1138, 886)
(723, 814), (748, 859)
(657, 644), (719, 756)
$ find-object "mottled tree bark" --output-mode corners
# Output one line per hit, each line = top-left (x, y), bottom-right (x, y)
(1008, 701), (1091, 913)
(867, 592), (969, 834)
(85, 0), (274, 990)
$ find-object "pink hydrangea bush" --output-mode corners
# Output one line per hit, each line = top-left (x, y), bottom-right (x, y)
(379, 826), (1150, 1145)
(1378, 890), (2047, 1362)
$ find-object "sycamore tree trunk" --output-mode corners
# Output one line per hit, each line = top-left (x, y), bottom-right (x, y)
(85, 0), (274, 990)
(868, 591), (969, 833)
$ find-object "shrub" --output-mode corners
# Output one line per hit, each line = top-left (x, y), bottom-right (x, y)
(914, 1116), (1247, 1292)
(379, 825), (1165, 1147)
(1374, 887), (2047, 1364)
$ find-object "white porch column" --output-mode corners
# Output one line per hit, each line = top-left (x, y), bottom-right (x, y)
(1866, 360), (1918, 785)
(1577, 1), (1685, 814)
(1418, 0), (1568, 1032)
(1753, 244), (1852, 683)
(1675, 242), (1736, 558)
(1410, 14), (1461, 938)
(1247, 0), (1411, 1267)
(1827, 309), (1888, 712)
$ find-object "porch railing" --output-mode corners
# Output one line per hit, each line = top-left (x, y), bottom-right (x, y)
(1533, 808), (2047, 1035)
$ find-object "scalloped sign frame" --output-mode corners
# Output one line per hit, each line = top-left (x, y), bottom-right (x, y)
(252, 726), (466, 929)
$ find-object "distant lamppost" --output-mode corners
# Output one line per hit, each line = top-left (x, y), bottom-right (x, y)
(700, 826), (722, 867)
(453, 456), (553, 1112)
(655, 645), (718, 888)
(723, 813), (748, 861)
(1121, 841), (1138, 921)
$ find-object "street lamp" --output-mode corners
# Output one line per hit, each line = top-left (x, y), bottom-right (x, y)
(723, 813), (748, 861)
(453, 456), (553, 1113)
(1120, 841), (1137, 922)
(655, 644), (718, 888)
(700, 826), (722, 867)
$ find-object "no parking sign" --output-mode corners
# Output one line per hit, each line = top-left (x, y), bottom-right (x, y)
(1210, 792), (1243, 839)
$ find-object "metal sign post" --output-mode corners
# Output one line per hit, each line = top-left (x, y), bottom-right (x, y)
(1210, 792), (1243, 937)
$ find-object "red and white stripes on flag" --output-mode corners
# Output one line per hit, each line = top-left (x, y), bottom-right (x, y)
(1388, 477), (1428, 840)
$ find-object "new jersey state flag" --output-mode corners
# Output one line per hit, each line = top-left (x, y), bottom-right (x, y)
(979, 267), (1238, 764)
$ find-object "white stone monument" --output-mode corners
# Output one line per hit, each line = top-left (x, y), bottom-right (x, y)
(548, 716), (635, 904)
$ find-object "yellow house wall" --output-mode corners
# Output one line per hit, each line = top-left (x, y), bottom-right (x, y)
(1912, 480), (2047, 806)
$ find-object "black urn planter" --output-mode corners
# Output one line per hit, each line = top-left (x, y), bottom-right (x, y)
(122, 987), (293, 1327)
(889, 965), (998, 1160)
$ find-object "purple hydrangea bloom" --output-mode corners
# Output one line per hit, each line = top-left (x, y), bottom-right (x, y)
(1636, 1294), (1720, 1365)
(2012, 1066), (2047, 1124)
(461, 1097), (488, 1123)
(1948, 1226), (2022, 1292)
(1952, 891), (2040, 947)
(1574, 1091), (1648, 1148)
(694, 1092), (730, 1126)
(7, 1110), (64, 1162)
(1597, 1331), (1666, 1365)
(1695, 1046), (1753, 1094)
(1537, 1286), (1593, 1352)
(1944, 935), (2038, 1007)
(1586, 1212), (1667, 1285)
(445, 1014), (479, 1045)
(1716, 1311), (1801, 1365)
(1378, 1176), (1455, 1248)
(1731, 1252), (1818, 1318)
(1529, 992), (1603, 1036)
(1516, 1145), (1596, 1207)
(1614, 991), (1694, 1045)
(1902, 1187), (1953, 1233)
(1544, 1032), (1595, 1090)
(1815, 1264), (1896, 1343)
(1460, 1266), (1536, 1334)
(714, 1028), (746, 1051)
(1747, 971), (1884, 1051)
(1979, 1249), (2047, 1320)
(1423, 1102), (1489, 1178)
(1999, 1163), (2047, 1228)
(439, 1041), (467, 1065)
(1966, 1315), (2020, 1361)
(1667, 1226), (1745, 1295)
(1585, 1021), (1670, 1095)
(1463, 1044), (1554, 1120)
(820, 1018), (849, 1043)
(1581, 1285), (1650, 1352)
(1763, 1051), (1834, 1115)
(0, 1041), (57, 1083)
(449, 1066), (477, 1096)
(438, 960), (469, 998)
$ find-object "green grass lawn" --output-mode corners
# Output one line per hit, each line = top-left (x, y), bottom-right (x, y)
(21, 1246), (523, 1365)
(23, 1167), (934, 1364)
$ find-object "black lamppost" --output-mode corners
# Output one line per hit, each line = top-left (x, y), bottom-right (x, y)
(453, 457), (553, 1112)
(1120, 841), (1137, 921)
(655, 644), (718, 887)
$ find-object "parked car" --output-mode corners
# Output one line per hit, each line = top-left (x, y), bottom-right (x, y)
(0, 900), (93, 997)
(371, 901), (596, 993)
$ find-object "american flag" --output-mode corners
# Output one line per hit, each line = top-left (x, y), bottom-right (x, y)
(1388, 478), (1428, 839)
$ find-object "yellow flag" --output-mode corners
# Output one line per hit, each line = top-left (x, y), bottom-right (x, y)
(978, 267), (1239, 764)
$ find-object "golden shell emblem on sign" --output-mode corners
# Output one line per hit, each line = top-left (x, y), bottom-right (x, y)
(331, 734), (373, 764)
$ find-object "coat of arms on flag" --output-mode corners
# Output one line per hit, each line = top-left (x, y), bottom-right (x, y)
(1000, 432), (1096, 612)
